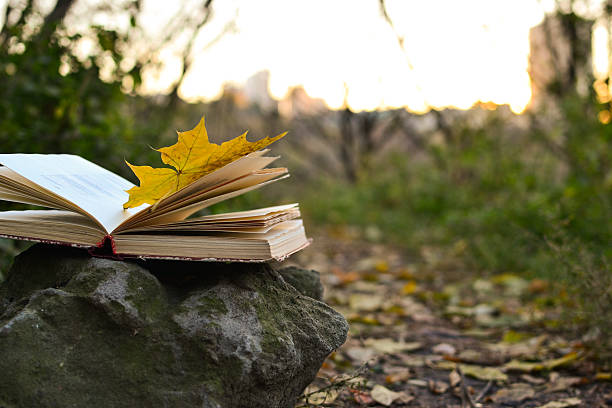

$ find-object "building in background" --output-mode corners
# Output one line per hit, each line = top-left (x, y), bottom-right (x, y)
(528, 12), (594, 109)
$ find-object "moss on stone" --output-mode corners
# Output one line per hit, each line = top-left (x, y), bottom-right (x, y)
(125, 267), (168, 322)
(253, 297), (287, 355)
(0, 244), (349, 408)
(196, 292), (228, 316)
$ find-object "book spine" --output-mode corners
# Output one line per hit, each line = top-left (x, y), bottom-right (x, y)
(88, 235), (124, 260)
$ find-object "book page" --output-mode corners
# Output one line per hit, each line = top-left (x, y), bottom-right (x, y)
(117, 204), (299, 233)
(117, 174), (289, 229)
(175, 203), (298, 222)
(152, 169), (287, 215)
(111, 151), (280, 224)
(0, 210), (104, 246)
(0, 154), (149, 232)
(156, 150), (278, 207)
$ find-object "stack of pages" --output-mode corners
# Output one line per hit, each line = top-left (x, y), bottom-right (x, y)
(0, 151), (309, 262)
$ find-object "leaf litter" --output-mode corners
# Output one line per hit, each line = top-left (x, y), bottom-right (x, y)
(293, 233), (612, 407)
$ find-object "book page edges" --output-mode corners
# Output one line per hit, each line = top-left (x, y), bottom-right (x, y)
(0, 233), (311, 263)
(0, 233), (119, 258)
(0, 153), (284, 234)
(115, 174), (291, 231)
(0, 233), (93, 249)
(115, 238), (311, 263)
(122, 152), (279, 224)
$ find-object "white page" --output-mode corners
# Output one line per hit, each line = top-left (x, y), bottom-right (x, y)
(0, 154), (149, 233)
(118, 175), (290, 229)
(168, 204), (299, 222)
(153, 169), (287, 215)
(119, 205), (299, 233)
(112, 151), (279, 224)
(157, 150), (278, 207)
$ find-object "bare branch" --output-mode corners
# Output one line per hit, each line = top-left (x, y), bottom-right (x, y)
(379, 0), (430, 108)
(38, 0), (75, 39)
(167, 0), (215, 107)
(0, 2), (13, 47)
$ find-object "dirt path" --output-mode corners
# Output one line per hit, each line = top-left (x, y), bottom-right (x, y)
(289, 233), (612, 408)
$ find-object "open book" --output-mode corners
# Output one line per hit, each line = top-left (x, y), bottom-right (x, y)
(0, 151), (309, 262)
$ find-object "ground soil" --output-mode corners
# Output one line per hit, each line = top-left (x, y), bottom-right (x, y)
(288, 232), (612, 408)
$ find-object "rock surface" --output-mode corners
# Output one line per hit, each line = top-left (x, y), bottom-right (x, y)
(0, 244), (348, 408)
(278, 266), (324, 301)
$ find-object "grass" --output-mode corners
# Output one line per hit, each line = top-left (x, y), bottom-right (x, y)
(277, 104), (612, 355)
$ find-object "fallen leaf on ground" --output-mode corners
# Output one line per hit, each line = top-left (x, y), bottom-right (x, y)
(504, 352), (580, 372)
(395, 393), (414, 404)
(476, 313), (525, 328)
(491, 273), (529, 296)
(124, 117), (286, 208)
(347, 315), (381, 325)
(435, 361), (508, 381)
(345, 347), (377, 363)
(445, 305), (479, 317)
(528, 278), (549, 293)
(487, 335), (547, 359)
(457, 349), (505, 365)
(428, 379), (449, 394)
(302, 386), (339, 405)
(396, 267), (415, 280)
(331, 267), (360, 285)
(502, 330), (531, 343)
(401, 281), (418, 294)
(520, 374), (547, 385)
(473, 278), (494, 293)
(349, 294), (384, 312)
(374, 260), (389, 273)
(449, 369), (461, 387)
(461, 364), (508, 382)
(489, 383), (535, 404)
(364, 338), (421, 354)
(543, 376), (582, 393)
(398, 354), (428, 367)
(348, 281), (385, 293)
(350, 388), (374, 405)
(407, 379), (428, 387)
(385, 370), (412, 384)
(395, 297), (435, 322)
(462, 328), (497, 338)
(411, 311), (436, 323)
(353, 257), (379, 272)
(536, 397), (582, 408)
(373, 313), (397, 326)
(371, 384), (412, 406)
(432, 343), (456, 356)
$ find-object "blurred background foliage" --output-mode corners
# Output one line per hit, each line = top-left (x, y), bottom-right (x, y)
(0, 0), (611, 354)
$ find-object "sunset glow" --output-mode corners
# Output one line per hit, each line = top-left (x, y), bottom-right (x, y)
(137, 0), (573, 114)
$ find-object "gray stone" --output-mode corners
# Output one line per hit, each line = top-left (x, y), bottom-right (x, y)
(278, 266), (324, 300)
(0, 244), (348, 408)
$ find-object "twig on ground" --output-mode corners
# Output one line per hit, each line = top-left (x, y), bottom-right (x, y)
(457, 366), (481, 408)
(458, 378), (468, 408)
(474, 380), (492, 403)
(296, 362), (370, 408)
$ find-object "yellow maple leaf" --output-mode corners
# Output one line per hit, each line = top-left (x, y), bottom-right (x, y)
(123, 117), (287, 209)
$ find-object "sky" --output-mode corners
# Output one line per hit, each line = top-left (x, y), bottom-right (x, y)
(140, 0), (560, 114)
(2, 0), (607, 114)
